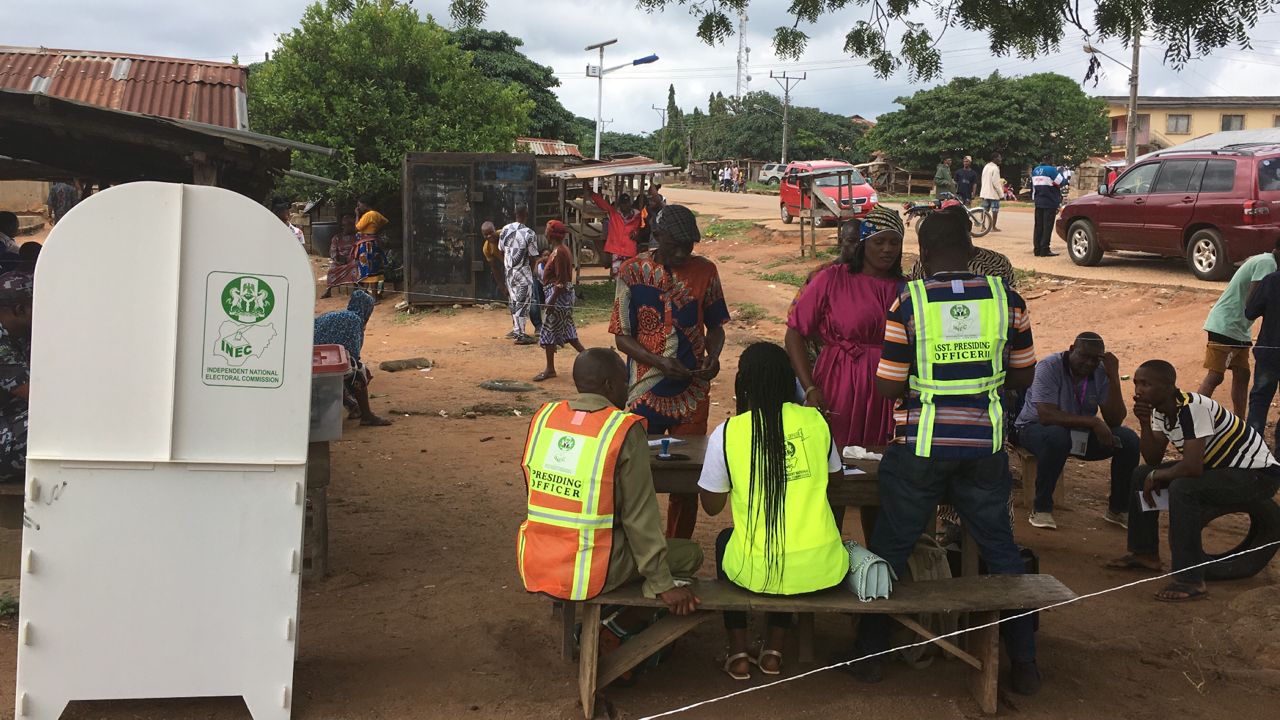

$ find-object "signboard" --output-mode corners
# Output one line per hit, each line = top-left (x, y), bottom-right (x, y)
(16, 183), (314, 719)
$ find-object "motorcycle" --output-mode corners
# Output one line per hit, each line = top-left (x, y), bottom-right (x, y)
(901, 192), (992, 238)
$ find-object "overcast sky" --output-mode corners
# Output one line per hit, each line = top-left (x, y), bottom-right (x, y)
(7, 0), (1280, 139)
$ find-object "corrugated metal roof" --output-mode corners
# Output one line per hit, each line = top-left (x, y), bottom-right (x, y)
(0, 46), (247, 129)
(542, 156), (680, 179)
(516, 137), (583, 157)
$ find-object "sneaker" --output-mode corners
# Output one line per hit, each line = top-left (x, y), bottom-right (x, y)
(1010, 660), (1042, 696)
(1103, 510), (1128, 529)
(1028, 511), (1057, 529)
(503, 330), (518, 339)
(514, 334), (537, 346)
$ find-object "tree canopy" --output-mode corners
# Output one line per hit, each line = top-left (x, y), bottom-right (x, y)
(248, 0), (531, 201)
(865, 72), (1110, 172)
(448, 0), (1277, 81)
(448, 28), (576, 142)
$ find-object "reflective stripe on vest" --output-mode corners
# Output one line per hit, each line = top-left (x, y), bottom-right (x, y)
(516, 401), (640, 601)
(720, 404), (849, 595)
(907, 277), (1010, 457)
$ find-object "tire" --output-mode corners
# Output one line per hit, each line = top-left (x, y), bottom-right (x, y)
(780, 204), (793, 224)
(768, 177), (780, 186)
(969, 207), (992, 238)
(1187, 228), (1232, 281)
(1067, 220), (1103, 266)
(1201, 497), (1280, 582)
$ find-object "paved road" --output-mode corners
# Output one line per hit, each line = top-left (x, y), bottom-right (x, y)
(665, 187), (1224, 291)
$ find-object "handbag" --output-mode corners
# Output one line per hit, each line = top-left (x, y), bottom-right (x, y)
(843, 540), (896, 602)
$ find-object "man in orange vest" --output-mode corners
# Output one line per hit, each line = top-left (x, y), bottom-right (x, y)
(518, 347), (702, 614)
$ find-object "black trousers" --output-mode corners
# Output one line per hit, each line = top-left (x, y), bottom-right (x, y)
(1033, 207), (1057, 254)
(715, 528), (794, 631)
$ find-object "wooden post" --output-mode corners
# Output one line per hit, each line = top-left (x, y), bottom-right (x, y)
(967, 610), (1001, 714)
(578, 603), (601, 719)
(561, 601), (578, 661)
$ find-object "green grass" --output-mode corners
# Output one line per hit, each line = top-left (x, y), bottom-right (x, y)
(1013, 267), (1038, 286)
(703, 218), (756, 239)
(758, 271), (807, 287)
(717, 255), (735, 262)
(744, 181), (779, 194)
(734, 302), (772, 323)
(391, 309), (428, 325)
(574, 281), (616, 325)
(0, 594), (16, 619)
(815, 245), (841, 260)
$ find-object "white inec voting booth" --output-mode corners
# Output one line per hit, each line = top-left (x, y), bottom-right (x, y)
(15, 183), (315, 719)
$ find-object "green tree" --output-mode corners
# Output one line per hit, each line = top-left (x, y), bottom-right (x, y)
(248, 0), (531, 201)
(448, 28), (576, 141)
(865, 72), (1109, 173)
(449, 0), (1275, 81)
(663, 84), (687, 167)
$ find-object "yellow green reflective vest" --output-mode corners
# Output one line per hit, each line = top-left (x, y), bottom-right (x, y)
(906, 276), (1010, 458)
(720, 403), (849, 595)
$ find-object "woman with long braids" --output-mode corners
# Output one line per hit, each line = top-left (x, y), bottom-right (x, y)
(697, 342), (848, 680)
(786, 206), (905, 451)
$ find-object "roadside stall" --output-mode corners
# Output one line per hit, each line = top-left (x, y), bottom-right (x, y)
(791, 165), (866, 257)
(541, 157), (680, 283)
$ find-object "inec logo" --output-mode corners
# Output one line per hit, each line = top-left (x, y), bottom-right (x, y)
(558, 436), (577, 452)
(222, 276), (276, 323)
(949, 304), (971, 321)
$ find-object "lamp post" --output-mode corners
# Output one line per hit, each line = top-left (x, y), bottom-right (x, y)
(585, 39), (659, 161)
(1084, 32), (1141, 167)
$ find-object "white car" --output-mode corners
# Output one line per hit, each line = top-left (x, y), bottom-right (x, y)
(757, 163), (785, 185)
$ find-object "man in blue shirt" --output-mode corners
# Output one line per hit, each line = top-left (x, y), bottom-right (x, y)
(1244, 264), (1280, 443)
(1015, 332), (1139, 530)
(1031, 156), (1064, 257)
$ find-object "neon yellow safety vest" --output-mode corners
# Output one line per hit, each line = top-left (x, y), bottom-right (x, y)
(906, 276), (1010, 457)
(720, 403), (849, 595)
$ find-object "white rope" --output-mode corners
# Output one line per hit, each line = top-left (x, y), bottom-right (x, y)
(638, 539), (1280, 719)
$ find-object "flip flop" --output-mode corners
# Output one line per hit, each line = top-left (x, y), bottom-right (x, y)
(1105, 554), (1160, 571)
(360, 416), (393, 427)
(1155, 582), (1209, 603)
(722, 652), (752, 681)
(532, 371), (556, 382)
(751, 649), (783, 676)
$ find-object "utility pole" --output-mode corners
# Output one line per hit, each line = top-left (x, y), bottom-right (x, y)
(652, 105), (668, 164)
(771, 71), (805, 164)
(1124, 26), (1141, 167)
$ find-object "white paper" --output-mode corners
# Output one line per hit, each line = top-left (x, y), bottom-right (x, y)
(842, 467), (867, 476)
(1140, 489), (1169, 512)
(647, 437), (687, 449)
(842, 445), (883, 461)
(1069, 429), (1090, 458)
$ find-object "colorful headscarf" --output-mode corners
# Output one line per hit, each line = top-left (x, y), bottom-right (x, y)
(545, 219), (568, 241)
(653, 205), (700, 245)
(859, 205), (905, 239)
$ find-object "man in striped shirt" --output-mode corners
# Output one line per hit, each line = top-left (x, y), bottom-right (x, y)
(1109, 359), (1280, 601)
(847, 206), (1042, 694)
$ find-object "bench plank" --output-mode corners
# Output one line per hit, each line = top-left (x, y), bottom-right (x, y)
(596, 612), (713, 689)
(587, 574), (1075, 615)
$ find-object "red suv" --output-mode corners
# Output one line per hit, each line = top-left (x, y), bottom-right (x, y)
(779, 160), (878, 224)
(1057, 144), (1280, 280)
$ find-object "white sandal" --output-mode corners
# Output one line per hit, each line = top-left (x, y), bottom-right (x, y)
(751, 649), (783, 676)
(723, 652), (752, 681)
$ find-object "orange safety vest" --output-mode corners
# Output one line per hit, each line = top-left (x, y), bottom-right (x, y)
(516, 401), (642, 601)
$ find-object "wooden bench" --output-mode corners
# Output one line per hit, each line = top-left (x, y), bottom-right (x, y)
(1010, 445), (1069, 510)
(572, 574), (1076, 718)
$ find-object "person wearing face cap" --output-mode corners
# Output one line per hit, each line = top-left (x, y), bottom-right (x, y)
(0, 271), (33, 482)
(609, 205), (730, 539)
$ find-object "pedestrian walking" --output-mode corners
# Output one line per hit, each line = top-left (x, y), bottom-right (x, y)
(980, 153), (1004, 232)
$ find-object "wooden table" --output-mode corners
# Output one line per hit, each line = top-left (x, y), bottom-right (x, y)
(649, 435), (981, 577)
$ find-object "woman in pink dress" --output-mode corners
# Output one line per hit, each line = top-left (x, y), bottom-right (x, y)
(785, 206), (905, 452)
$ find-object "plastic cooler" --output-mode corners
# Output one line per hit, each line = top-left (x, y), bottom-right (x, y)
(311, 344), (350, 442)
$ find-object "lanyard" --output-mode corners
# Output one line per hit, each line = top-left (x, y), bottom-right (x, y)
(1075, 377), (1089, 411)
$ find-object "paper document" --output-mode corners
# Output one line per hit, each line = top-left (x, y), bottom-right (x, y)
(1140, 490), (1169, 512)
(1069, 429), (1090, 458)
(647, 437), (687, 448)
(842, 467), (866, 476)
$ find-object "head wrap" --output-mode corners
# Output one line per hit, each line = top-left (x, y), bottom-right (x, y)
(545, 219), (569, 241)
(858, 206), (905, 240)
(347, 288), (375, 325)
(0, 270), (33, 306)
(653, 205), (700, 245)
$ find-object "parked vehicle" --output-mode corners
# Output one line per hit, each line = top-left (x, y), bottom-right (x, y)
(778, 160), (878, 225)
(1056, 144), (1280, 280)
(902, 192), (992, 238)
(758, 162), (786, 185)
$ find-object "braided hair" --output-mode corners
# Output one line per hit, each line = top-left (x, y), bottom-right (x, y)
(733, 342), (797, 588)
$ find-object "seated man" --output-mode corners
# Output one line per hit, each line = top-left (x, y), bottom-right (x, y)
(1016, 332), (1139, 530)
(0, 272), (32, 482)
(1108, 360), (1280, 601)
(517, 347), (701, 616)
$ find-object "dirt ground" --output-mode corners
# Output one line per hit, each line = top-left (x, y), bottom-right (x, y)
(2, 207), (1279, 720)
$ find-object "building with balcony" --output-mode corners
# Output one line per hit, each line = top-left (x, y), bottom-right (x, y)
(1102, 96), (1280, 159)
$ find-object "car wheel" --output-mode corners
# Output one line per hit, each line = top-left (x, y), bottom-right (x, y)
(768, 177), (779, 185)
(1187, 228), (1231, 281)
(780, 204), (793, 224)
(1067, 220), (1103, 266)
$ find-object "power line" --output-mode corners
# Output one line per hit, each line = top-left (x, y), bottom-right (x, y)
(771, 71), (805, 164)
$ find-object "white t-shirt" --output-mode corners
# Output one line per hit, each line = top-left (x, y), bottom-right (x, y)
(1151, 392), (1278, 471)
(697, 419), (844, 493)
(980, 162), (1003, 200)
